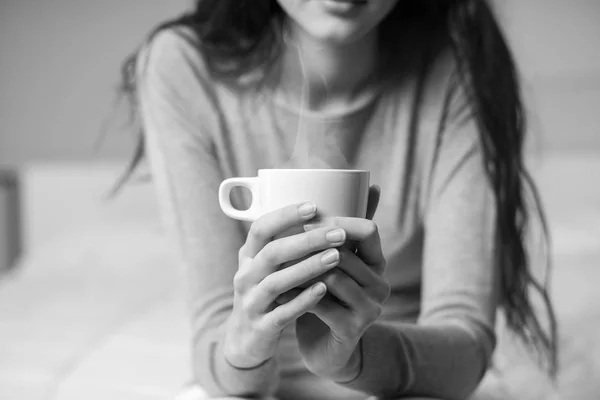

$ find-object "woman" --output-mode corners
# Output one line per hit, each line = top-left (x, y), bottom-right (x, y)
(118, 0), (557, 399)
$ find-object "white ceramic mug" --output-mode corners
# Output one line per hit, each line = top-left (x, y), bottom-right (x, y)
(219, 169), (370, 222)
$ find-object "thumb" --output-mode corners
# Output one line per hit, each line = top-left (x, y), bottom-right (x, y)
(365, 184), (381, 221)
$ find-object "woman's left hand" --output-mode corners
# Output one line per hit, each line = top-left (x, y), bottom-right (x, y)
(275, 186), (390, 382)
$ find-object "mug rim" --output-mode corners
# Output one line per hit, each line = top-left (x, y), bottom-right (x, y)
(258, 168), (369, 174)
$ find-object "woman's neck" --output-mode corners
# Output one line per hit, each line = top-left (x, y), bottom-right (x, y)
(279, 20), (380, 112)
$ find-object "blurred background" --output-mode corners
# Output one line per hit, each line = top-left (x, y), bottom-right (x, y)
(0, 1), (599, 399)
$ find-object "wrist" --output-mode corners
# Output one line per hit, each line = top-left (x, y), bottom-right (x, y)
(333, 339), (363, 383)
(223, 334), (272, 369)
(215, 334), (280, 396)
(224, 351), (272, 371)
(223, 319), (275, 369)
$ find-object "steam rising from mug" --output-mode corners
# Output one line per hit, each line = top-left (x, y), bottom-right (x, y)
(279, 27), (351, 170)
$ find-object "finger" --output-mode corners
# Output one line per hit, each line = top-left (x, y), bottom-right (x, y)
(365, 185), (381, 221)
(337, 249), (389, 304)
(243, 202), (318, 258)
(262, 282), (327, 330)
(337, 249), (379, 287)
(253, 226), (346, 274)
(305, 218), (384, 270)
(316, 272), (382, 338)
(252, 248), (341, 310)
(308, 294), (351, 334)
(322, 270), (370, 311)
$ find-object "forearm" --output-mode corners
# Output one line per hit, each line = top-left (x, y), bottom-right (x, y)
(340, 320), (494, 399)
(139, 27), (281, 399)
(192, 324), (280, 397)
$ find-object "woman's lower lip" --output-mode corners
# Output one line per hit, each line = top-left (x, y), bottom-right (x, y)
(320, 0), (367, 16)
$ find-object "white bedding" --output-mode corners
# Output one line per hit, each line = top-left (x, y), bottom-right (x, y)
(0, 224), (190, 400)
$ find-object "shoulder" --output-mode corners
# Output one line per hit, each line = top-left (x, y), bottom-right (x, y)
(420, 45), (462, 117)
(136, 26), (213, 94)
(135, 27), (223, 145)
(416, 44), (477, 143)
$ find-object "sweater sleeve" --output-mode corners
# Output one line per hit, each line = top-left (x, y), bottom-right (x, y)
(341, 87), (499, 399)
(137, 30), (279, 397)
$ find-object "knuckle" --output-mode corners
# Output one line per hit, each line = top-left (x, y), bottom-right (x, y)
(354, 305), (380, 333)
(323, 270), (342, 286)
(232, 269), (250, 292)
(302, 231), (317, 249)
(238, 252), (252, 268)
(249, 222), (267, 241)
(238, 244), (247, 258)
(240, 294), (256, 315)
(357, 301), (381, 325)
(260, 243), (279, 266)
(266, 313), (288, 330)
(257, 278), (279, 298)
(368, 302), (383, 321)
(272, 316), (286, 329)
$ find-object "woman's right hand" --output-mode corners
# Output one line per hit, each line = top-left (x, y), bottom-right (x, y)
(223, 202), (347, 369)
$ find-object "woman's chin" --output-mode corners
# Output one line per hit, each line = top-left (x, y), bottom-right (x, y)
(304, 23), (371, 46)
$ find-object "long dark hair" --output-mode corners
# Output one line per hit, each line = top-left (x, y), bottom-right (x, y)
(117, 0), (558, 376)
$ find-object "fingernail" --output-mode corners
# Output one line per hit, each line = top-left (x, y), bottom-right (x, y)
(326, 228), (346, 244)
(312, 282), (327, 295)
(298, 202), (316, 218)
(321, 249), (339, 266)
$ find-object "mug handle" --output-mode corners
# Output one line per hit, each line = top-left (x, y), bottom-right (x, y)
(218, 177), (261, 222)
